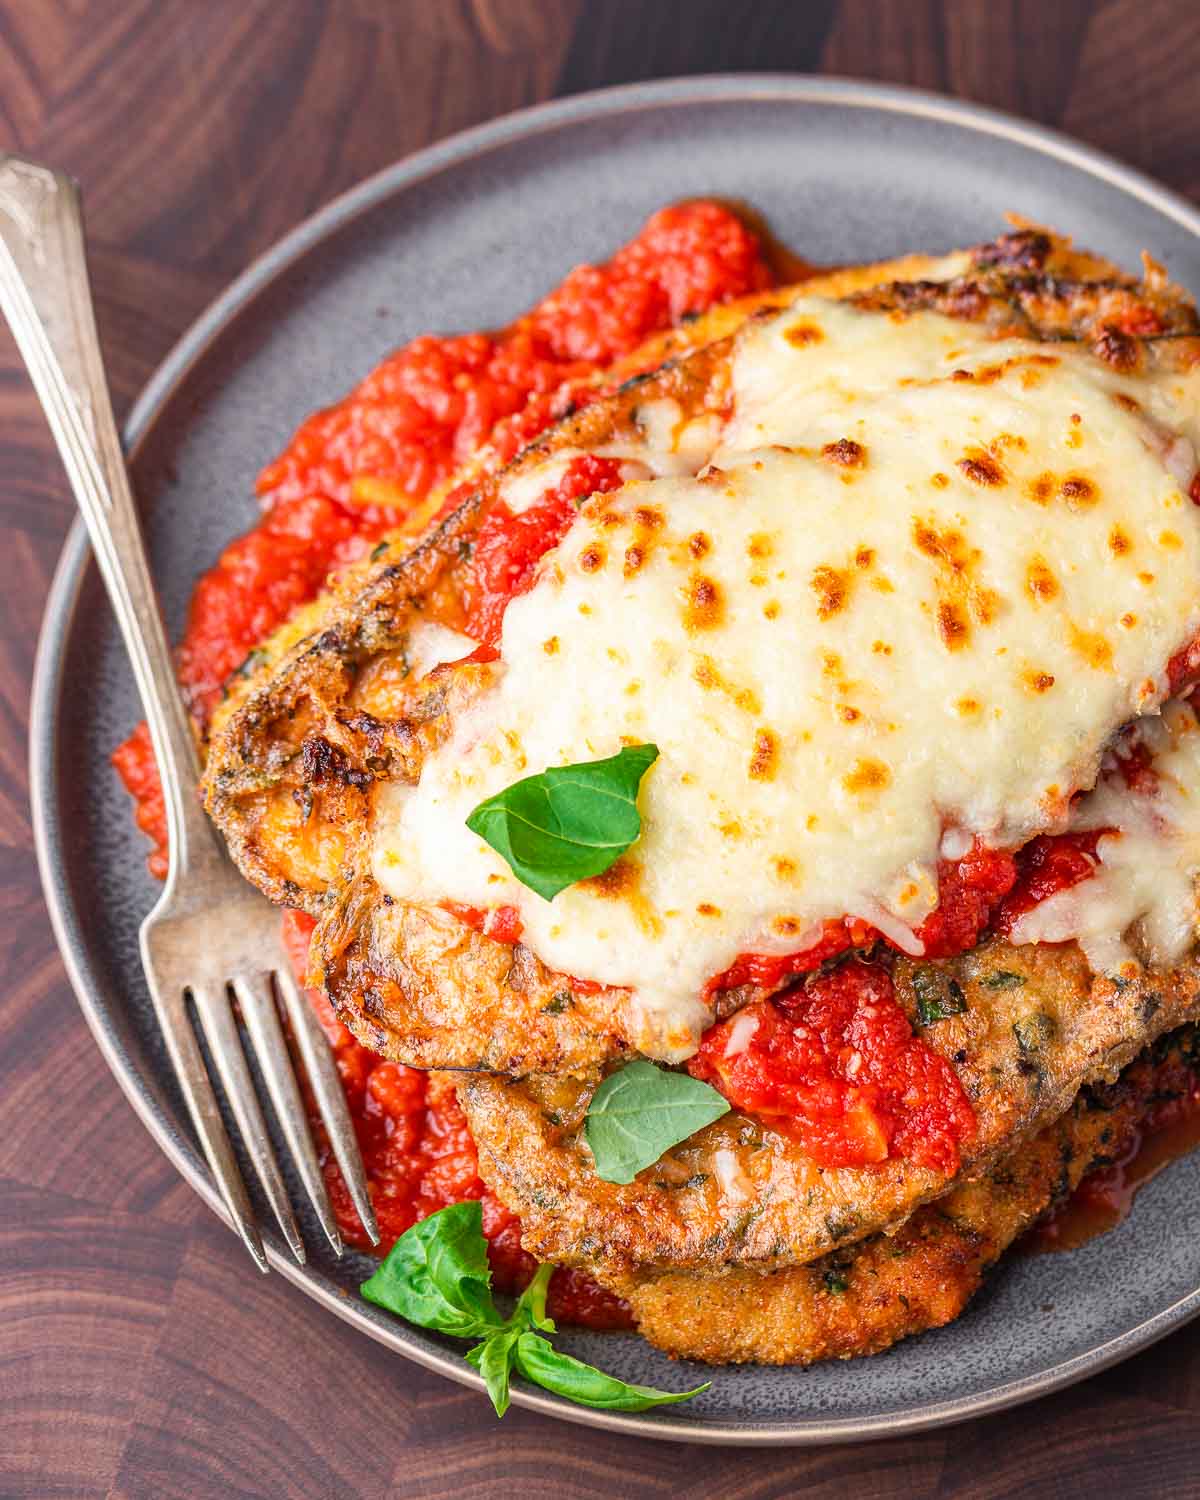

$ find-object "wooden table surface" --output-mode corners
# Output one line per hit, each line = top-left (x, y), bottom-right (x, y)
(4, 3), (1200, 1495)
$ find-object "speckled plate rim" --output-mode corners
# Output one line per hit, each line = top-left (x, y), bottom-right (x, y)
(28, 74), (1200, 1445)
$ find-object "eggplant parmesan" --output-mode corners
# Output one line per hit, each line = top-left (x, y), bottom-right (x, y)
(135, 209), (1200, 1367)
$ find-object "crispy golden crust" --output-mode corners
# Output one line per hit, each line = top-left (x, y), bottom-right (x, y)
(314, 881), (634, 1075)
(459, 941), (1200, 1275)
(617, 1029), (1198, 1364)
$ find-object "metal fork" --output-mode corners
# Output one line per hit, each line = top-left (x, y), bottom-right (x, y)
(0, 153), (379, 1270)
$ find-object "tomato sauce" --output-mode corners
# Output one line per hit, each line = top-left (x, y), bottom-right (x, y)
(689, 960), (976, 1173)
(705, 843), (1019, 1001)
(463, 454), (625, 645)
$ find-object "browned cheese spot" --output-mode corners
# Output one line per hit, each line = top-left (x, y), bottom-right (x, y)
(1025, 556), (1059, 602)
(542, 636), (560, 656)
(1069, 623), (1114, 671)
(820, 438), (867, 470)
(748, 727), (779, 782)
(811, 564), (851, 620)
(854, 546), (875, 570)
(1159, 530), (1183, 550)
(688, 531), (712, 559)
(692, 654), (760, 714)
(930, 472), (950, 490)
(772, 856), (798, 882)
(682, 573), (724, 631)
(872, 639), (893, 656)
(634, 506), (665, 530)
(843, 757), (892, 796)
(1138, 571), (1156, 585)
(913, 518), (971, 572)
(772, 916), (805, 938)
(785, 319), (824, 347)
(696, 902), (721, 917)
(580, 857), (662, 937)
(937, 600), (971, 651)
(836, 704), (861, 723)
(1028, 472), (1056, 506)
(913, 516), (1001, 643)
(579, 542), (606, 573)
(1108, 525), (1133, 556)
(1060, 474), (1098, 510)
(1022, 668), (1056, 694)
(747, 532), (774, 560)
(623, 544), (645, 578)
(955, 697), (982, 717)
(1120, 612), (1138, 629)
(581, 857), (638, 898)
(763, 600), (781, 620)
(1112, 392), (1141, 414)
(973, 588), (1002, 626)
(957, 450), (1004, 487)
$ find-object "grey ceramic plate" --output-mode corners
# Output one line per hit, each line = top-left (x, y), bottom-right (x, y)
(30, 76), (1200, 1445)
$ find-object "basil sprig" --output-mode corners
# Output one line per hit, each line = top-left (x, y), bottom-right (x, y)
(584, 1060), (730, 1184)
(465, 744), (659, 901)
(361, 1199), (501, 1338)
(362, 1202), (708, 1417)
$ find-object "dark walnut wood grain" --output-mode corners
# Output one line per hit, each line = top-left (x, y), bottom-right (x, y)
(3, 2), (1200, 1495)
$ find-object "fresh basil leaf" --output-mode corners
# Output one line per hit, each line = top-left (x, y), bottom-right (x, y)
(514, 1332), (710, 1412)
(466, 1328), (521, 1417)
(584, 1060), (730, 1184)
(360, 1201), (501, 1338)
(465, 744), (659, 901)
(360, 1200), (714, 1419)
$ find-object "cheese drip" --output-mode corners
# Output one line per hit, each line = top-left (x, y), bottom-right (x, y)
(1010, 697), (1200, 973)
(374, 296), (1200, 1060)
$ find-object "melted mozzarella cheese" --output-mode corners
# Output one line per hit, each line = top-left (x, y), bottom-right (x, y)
(1010, 698), (1200, 973)
(374, 296), (1200, 1060)
(405, 621), (478, 678)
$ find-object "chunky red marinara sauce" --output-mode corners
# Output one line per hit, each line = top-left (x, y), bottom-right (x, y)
(689, 961), (977, 1173)
(112, 201), (775, 1325)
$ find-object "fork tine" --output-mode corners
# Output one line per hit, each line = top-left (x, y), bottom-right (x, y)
(141, 973), (269, 1273)
(232, 972), (344, 1255)
(275, 963), (380, 1247)
(189, 980), (306, 1264)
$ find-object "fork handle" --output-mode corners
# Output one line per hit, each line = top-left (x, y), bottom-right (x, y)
(0, 154), (219, 880)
